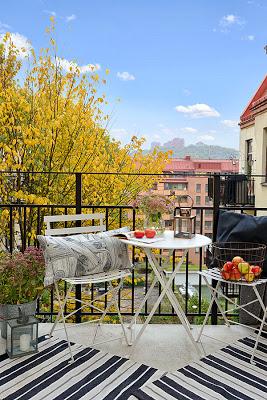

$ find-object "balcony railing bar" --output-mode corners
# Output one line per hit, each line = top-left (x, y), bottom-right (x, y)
(0, 170), (266, 177)
(1, 170), (267, 324)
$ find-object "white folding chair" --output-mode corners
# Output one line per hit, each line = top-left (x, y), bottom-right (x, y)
(44, 213), (132, 362)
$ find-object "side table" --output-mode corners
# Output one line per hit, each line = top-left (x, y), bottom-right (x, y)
(120, 232), (211, 357)
(197, 268), (267, 363)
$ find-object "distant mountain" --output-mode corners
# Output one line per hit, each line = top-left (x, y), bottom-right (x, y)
(149, 138), (239, 159)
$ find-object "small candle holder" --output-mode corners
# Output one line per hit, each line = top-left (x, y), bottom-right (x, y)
(6, 311), (38, 358)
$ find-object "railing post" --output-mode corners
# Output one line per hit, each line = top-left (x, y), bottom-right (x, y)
(75, 173), (82, 323)
(9, 205), (13, 254)
(211, 173), (221, 325)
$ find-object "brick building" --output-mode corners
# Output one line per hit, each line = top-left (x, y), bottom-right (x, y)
(153, 156), (239, 264)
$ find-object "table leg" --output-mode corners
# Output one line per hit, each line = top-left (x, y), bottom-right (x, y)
(132, 249), (202, 356)
(131, 250), (187, 348)
(148, 251), (192, 331)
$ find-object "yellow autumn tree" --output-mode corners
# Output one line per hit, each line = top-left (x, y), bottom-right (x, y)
(0, 23), (170, 246)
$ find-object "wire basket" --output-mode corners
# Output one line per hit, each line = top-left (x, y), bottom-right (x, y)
(212, 242), (266, 283)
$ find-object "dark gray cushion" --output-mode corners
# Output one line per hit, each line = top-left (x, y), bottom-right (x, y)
(216, 211), (267, 276)
(215, 211), (267, 325)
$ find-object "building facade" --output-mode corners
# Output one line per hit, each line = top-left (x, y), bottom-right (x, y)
(240, 75), (267, 210)
(153, 156), (239, 264)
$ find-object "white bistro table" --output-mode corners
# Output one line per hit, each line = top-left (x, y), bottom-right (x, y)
(120, 232), (211, 355)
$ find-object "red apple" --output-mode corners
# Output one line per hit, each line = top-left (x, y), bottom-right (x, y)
(250, 265), (262, 277)
(145, 228), (156, 238)
(229, 268), (242, 281)
(221, 271), (231, 280)
(232, 256), (244, 266)
(134, 230), (145, 238)
(222, 261), (234, 272)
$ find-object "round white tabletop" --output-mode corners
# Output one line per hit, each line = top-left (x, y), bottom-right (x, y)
(120, 232), (212, 250)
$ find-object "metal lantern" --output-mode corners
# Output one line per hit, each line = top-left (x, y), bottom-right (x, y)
(174, 195), (196, 239)
(6, 308), (38, 358)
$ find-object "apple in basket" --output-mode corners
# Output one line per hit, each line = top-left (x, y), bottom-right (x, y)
(244, 268), (255, 283)
(134, 230), (145, 239)
(237, 262), (250, 275)
(145, 228), (156, 238)
(221, 271), (231, 280)
(250, 265), (262, 277)
(229, 267), (242, 281)
(222, 261), (234, 272)
(232, 256), (244, 267)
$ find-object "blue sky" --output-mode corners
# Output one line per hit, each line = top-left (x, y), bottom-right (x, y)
(1, 0), (267, 150)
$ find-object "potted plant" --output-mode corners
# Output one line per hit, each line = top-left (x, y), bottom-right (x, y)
(132, 192), (175, 232)
(0, 247), (45, 338)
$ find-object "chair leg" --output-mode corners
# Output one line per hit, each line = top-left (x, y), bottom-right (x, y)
(97, 282), (121, 324)
(54, 281), (74, 363)
(91, 279), (129, 345)
(49, 284), (74, 338)
(250, 286), (267, 364)
(114, 297), (130, 345)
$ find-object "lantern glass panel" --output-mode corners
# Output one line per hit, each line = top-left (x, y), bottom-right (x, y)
(174, 215), (196, 239)
(7, 317), (38, 358)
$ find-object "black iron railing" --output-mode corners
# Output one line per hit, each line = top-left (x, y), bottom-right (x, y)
(0, 171), (266, 324)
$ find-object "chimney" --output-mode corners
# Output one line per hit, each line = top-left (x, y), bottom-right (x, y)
(184, 155), (191, 161)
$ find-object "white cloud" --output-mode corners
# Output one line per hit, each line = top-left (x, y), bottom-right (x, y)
(220, 14), (245, 27)
(183, 88), (191, 96)
(221, 119), (239, 128)
(117, 71), (135, 81)
(0, 22), (11, 33)
(44, 10), (57, 17)
(182, 127), (197, 133)
(110, 128), (133, 144)
(0, 32), (32, 58)
(245, 34), (255, 41)
(175, 103), (220, 118)
(57, 57), (100, 73)
(198, 135), (215, 142)
(66, 14), (76, 22)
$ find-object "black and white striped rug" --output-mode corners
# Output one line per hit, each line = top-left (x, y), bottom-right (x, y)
(0, 336), (162, 400)
(1, 334), (267, 400)
(133, 333), (267, 400)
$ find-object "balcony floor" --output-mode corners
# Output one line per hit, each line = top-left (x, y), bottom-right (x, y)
(27, 323), (253, 372)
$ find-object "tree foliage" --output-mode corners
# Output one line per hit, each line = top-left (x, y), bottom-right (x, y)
(0, 22), (170, 246)
(0, 27), (169, 204)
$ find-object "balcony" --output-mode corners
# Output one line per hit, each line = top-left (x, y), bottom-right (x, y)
(0, 171), (266, 399)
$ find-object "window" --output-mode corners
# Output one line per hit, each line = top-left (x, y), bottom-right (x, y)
(205, 209), (213, 216)
(196, 183), (201, 193)
(196, 209), (201, 216)
(246, 139), (253, 175)
(164, 183), (188, 190)
(196, 221), (201, 230)
(195, 196), (201, 205)
(205, 184), (208, 193)
(205, 221), (212, 231)
(264, 129), (267, 181)
(205, 196), (210, 205)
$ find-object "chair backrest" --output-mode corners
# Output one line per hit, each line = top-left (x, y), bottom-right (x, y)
(44, 213), (106, 236)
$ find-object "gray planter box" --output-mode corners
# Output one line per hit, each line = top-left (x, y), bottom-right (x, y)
(0, 300), (37, 339)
